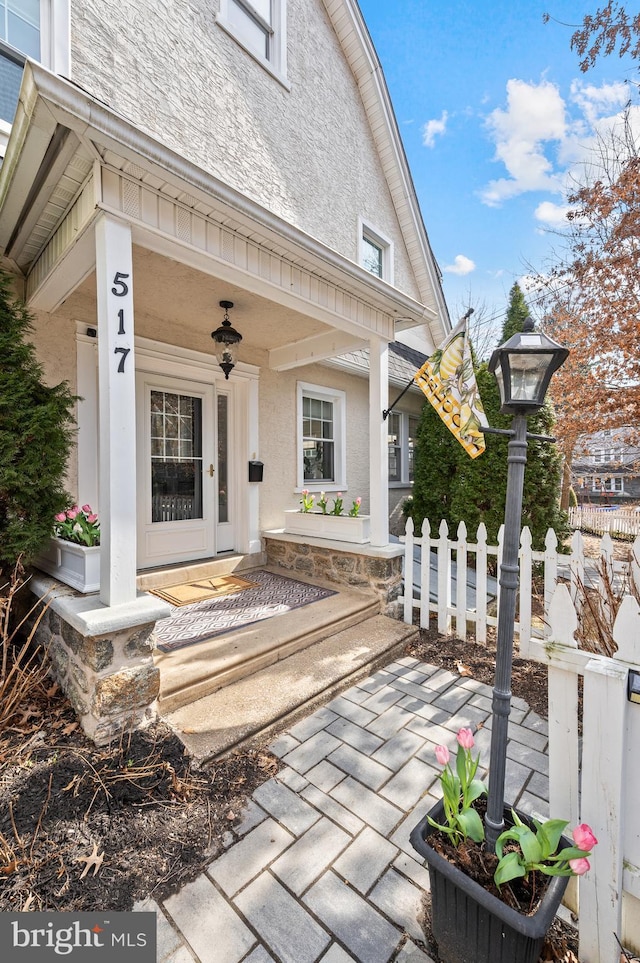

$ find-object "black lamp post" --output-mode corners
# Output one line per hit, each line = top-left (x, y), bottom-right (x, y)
(484, 317), (569, 853)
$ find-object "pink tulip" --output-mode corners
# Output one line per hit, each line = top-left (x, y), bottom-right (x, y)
(435, 745), (450, 766)
(457, 728), (475, 750)
(355, 497), (362, 505)
(54, 513), (66, 522)
(569, 857), (591, 876)
(66, 509), (78, 519)
(572, 824), (598, 851)
(87, 514), (98, 524)
(81, 504), (92, 513)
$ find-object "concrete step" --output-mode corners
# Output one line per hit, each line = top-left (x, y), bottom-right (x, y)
(162, 614), (418, 762)
(137, 551), (266, 592)
(155, 567), (380, 714)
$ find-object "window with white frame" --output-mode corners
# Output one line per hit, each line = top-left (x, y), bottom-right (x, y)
(590, 475), (624, 493)
(218, 0), (287, 80)
(0, 0), (70, 132)
(388, 411), (418, 485)
(297, 382), (345, 490)
(359, 219), (393, 284)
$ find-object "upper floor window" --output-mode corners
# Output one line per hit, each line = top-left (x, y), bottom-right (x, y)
(218, 0), (287, 82)
(358, 218), (394, 284)
(0, 0), (70, 146)
(2, 0), (40, 58)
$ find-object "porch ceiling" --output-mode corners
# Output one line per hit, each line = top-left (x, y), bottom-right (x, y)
(62, 246), (331, 353)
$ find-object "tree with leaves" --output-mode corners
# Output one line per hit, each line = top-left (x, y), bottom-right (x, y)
(538, 4), (640, 503)
(0, 271), (77, 571)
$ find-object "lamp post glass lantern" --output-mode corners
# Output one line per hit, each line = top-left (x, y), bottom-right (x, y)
(485, 317), (568, 853)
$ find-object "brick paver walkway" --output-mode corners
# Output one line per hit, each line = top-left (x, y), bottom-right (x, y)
(138, 655), (550, 963)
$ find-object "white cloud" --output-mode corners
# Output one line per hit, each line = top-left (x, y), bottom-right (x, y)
(534, 201), (571, 227)
(481, 79), (567, 206)
(570, 80), (629, 126)
(422, 110), (448, 148)
(443, 254), (475, 276)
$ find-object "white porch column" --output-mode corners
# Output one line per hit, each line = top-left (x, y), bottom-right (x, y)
(95, 214), (138, 606)
(369, 336), (389, 547)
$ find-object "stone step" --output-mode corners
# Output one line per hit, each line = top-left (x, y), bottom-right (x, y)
(155, 567), (380, 714)
(162, 614), (418, 762)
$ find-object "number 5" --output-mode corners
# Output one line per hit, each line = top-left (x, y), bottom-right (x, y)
(111, 272), (130, 297)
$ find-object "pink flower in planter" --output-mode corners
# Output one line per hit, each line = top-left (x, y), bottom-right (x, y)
(66, 509), (78, 519)
(81, 503), (92, 513)
(456, 727), (475, 750)
(569, 857), (591, 875)
(54, 513), (66, 522)
(87, 514), (98, 524)
(572, 824), (598, 850)
(435, 745), (450, 766)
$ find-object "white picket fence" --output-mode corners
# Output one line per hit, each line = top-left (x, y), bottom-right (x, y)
(400, 519), (640, 958)
(522, 585), (640, 961)
(569, 505), (640, 537)
(400, 517), (637, 648)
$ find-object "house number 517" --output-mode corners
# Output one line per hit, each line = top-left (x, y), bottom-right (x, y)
(111, 271), (131, 373)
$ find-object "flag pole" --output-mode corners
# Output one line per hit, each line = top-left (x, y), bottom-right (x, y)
(382, 377), (415, 420)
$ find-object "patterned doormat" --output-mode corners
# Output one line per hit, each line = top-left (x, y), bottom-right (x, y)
(153, 569), (336, 652)
(150, 574), (257, 607)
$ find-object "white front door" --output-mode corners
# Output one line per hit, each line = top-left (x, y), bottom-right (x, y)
(136, 374), (218, 568)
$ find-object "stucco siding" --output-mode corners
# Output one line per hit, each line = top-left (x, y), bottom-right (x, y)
(70, 0), (420, 300)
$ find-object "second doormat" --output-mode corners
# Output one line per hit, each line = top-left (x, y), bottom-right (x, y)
(150, 574), (257, 607)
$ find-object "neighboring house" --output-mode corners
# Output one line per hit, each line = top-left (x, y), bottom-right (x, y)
(572, 428), (640, 505)
(0, 0), (449, 740)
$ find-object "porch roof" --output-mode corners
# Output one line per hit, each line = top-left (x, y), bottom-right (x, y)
(0, 62), (448, 355)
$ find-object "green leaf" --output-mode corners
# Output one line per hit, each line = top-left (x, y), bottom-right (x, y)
(519, 828), (542, 866)
(466, 778), (486, 805)
(537, 819), (568, 860)
(457, 807), (485, 843)
(494, 851), (526, 887)
(456, 746), (467, 785)
(552, 845), (589, 862)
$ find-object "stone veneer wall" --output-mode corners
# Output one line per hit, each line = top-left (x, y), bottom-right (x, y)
(263, 536), (403, 613)
(24, 583), (160, 746)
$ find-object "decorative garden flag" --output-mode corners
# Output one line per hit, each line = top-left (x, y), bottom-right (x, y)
(414, 317), (488, 458)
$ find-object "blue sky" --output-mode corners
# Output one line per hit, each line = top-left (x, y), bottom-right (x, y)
(357, 0), (640, 348)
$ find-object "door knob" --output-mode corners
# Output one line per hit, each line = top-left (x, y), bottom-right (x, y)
(208, 464), (215, 476)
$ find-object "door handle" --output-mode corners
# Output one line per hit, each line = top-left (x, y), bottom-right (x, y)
(208, 464), (215, 476)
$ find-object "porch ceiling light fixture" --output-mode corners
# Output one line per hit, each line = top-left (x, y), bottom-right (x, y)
(211, 300), (243, 379)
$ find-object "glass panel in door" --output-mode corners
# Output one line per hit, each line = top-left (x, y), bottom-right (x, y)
(150, 390), (203, 523)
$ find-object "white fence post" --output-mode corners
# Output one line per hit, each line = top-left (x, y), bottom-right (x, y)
(420, 519), (431, 629)
(403, 517), (414, 625)
(519, 527), (532, 656)
(543, 528), (558, 638)
(437, 519), (451, 635)
(546, 585), (581, 833)
(456, 521), (468, 639)
(476, 523), (488, 645)
(579, 645), (629, 963)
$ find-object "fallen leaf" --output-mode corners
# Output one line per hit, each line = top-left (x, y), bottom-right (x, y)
(1, 859), (18, 875)
(62, 722), (79, 735)
(456, 660), (473, 676)
(76, 843), (104, 880)
(226, 810), (236, 820)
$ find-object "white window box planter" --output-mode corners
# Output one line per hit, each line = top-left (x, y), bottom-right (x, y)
(283, 510), (370, 544)
(35, 537), (100, 593)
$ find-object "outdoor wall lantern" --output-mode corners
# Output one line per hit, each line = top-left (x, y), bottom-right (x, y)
(484, 316), (569, 852)
(211, 300), (243, 379)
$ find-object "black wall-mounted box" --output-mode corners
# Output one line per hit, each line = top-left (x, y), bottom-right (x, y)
(248, 460), (264, 482)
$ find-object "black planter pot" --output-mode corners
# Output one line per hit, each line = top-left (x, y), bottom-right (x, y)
(410, 800), (570, 963)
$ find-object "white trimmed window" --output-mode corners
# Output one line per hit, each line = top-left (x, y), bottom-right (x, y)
(0, 0), (70, 140)
(388, 411), (419, 486)
(297, 382), (346, 491)
(218, 0), (287, 81)
(358, 218), (394, 284)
